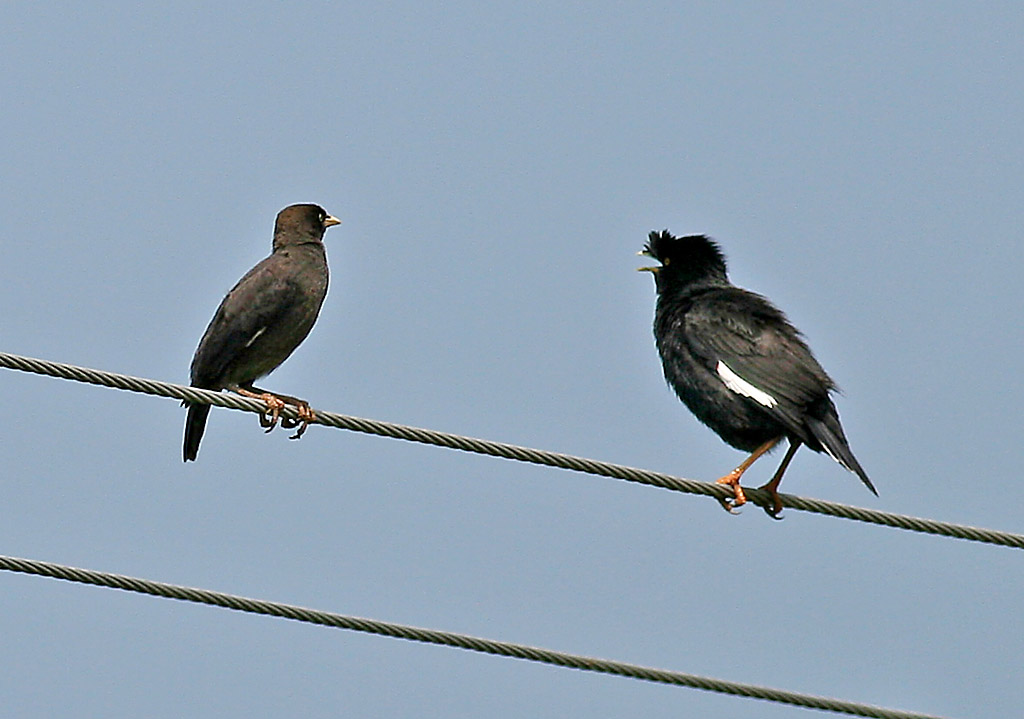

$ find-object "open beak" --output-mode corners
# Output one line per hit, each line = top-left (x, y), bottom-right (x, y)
(637, 251), (660, 273)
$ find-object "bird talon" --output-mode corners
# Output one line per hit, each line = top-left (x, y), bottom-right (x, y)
(287, 404), (315, 440)
(759, 487), (785, 519)
(714, 471), (747, 515)
(717, 497), (742, 515)
(757, 477), (787, 520)
(255, 393), (286, 432)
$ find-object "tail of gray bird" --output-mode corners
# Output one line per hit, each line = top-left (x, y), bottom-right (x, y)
(183, 403), (210, 462)
(807, 405), (877, 496)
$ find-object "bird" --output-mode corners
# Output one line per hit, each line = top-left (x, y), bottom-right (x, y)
(638, 230), (876, 517)
(183, 203), (341, 462)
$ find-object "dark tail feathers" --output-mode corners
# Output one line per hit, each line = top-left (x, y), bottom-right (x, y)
(183, 403), (211, 462)
(806, 408), (877, 496)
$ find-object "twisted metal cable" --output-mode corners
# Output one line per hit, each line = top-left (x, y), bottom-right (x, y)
(0, 553), (948, 719)
(2, 350), (1022, 550)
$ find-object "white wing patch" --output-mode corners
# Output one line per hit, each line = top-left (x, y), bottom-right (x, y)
(716, 360), (778, 408)
(244, 327), (267, 348)
(820, 442), (842, 465)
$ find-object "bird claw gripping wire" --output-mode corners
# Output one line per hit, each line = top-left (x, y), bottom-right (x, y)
(715, 472), (747, 514)
(280, 402), (316, 440)
(759, 487), (786, 521)
(233, 386), (315, 440)
(717, 496), (742, 515)
(254, 393), (287, 433)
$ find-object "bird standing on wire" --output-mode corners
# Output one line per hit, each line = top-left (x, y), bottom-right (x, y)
(638, 230), (876, 516)
(183, 204), (341, 461)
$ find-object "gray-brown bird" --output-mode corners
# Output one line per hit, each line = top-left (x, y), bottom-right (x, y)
(183, 204), (341, 461)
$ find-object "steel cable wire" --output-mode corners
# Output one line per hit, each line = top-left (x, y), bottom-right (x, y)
(0, 553), (949, 719)
(2, 350), (1022, 550)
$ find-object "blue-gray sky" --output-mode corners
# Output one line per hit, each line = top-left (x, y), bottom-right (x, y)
(2, 3), (1021, 717)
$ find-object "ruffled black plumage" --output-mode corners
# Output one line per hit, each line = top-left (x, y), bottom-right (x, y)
(640, 230), (874, 513)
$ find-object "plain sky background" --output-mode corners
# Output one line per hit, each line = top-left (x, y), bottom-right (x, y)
(2, 3), (1021, 717)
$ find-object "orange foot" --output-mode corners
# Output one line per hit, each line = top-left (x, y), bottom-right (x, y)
(280, 402), (316, 440)
(758, 481), (785, 520)
(231, 385), (316, 440)
(715, 470), (747, 514)
(252, 393), (287, 432)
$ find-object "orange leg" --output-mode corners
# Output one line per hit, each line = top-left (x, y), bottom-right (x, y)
(758, 440), (801, 519)
(715, 437), (782, 513)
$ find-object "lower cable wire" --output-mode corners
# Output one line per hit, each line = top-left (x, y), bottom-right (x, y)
(0, 553), (948, 719)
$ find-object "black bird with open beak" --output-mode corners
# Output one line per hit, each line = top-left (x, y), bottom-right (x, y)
(183, 203), (341, 461)
(639, 230), (876, 516)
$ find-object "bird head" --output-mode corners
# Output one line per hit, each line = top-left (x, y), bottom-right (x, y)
(638, 230), (728, 293)
(273, 204), (341, 250)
